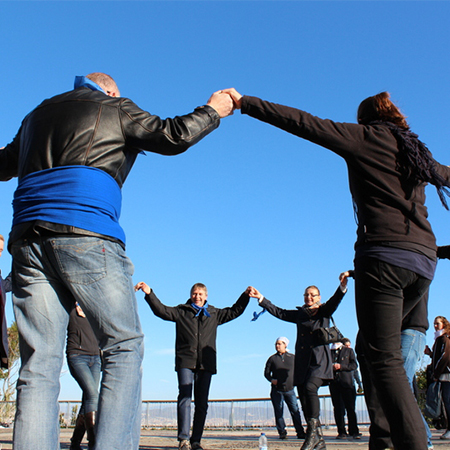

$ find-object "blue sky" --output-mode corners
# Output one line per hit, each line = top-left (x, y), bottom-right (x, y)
(1, 1), (450, 402)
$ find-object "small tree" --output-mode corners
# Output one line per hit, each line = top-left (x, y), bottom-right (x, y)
(0, 321), (20, 423)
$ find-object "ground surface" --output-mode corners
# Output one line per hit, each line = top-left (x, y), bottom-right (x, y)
(0, 426), (449, 449)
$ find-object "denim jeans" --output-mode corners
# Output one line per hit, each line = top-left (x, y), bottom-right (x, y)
(11, 236), (144, 450)
(68, 354), (102, 414)
(401, 328), (433, 447)
(177, 368), (213, 443)
(270, 387), (304, 437)
(355, 256), (430, 450)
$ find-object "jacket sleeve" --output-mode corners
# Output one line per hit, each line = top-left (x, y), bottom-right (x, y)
(216, 293), (250, 325)
(241, 95), (364, 158)
(145, 290), (179, 322)
(319, 287), (345, 318)
(120, 99), (221, 156)
(0, 130), (21, 181)
(259, 297), (301, 324)
(264, 356), (273, 383)
(433, 335), (450, 379)
(2, 273), (12, 293)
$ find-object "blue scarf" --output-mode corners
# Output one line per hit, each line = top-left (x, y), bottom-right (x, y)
(74, 76), (106, 94)
(191, 301), (211, 318)
(13, 166), (126, 244)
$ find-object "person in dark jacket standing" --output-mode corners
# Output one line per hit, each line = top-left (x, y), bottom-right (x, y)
(329, 338), (361, 440)
(264, 336), (306, 440)
(223, 88), (450, 450)
(249, 271), (350, 450)
(0, 72), (234, 450)
(67, 302), (101, 450)
(425, 315), (450, 440)
(135, 281), (250, 450)
(0, 234), (10, 370)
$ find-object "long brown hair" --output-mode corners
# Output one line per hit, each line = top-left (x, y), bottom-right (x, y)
(357, 92), (409, 129)
(435, 316), (450, 335)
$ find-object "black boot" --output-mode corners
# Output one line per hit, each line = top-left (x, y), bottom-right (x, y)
(85, 411), (96, 450)
(300, 418), (326, 450)
(70, 414), (86, 450)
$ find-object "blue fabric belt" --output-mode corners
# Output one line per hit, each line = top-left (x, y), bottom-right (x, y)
(13, 166), (126, 244)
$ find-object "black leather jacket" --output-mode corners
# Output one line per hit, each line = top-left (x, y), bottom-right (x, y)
(0, 87), (220, 245)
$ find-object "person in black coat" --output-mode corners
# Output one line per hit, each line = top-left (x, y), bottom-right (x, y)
(329, 338), (361, 440)
(135, 281), (250, 450)
(249, 271), (350, 450)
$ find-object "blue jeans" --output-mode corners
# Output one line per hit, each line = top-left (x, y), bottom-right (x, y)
(401, 328), (433, 447)
(177, 368), (213, 443)
(270, 387), (304, 437)
(11, 236), (144, 450)
(68, 354), (102, 414)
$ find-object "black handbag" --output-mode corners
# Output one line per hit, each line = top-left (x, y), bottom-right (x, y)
(313, 317), (344, 345)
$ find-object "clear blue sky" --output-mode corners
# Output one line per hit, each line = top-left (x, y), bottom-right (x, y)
(1, 1), (450, 402)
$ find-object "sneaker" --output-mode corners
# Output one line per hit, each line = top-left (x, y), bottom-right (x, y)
(279, 433), (287, 440)
(440, 429), (450, 440)
(336, 433), (348, 439)
(179, 440), (191, 450)
(191, 442), (203, 450)
(352, 432), (362, 439)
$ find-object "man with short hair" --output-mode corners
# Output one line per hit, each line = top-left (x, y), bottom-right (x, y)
(0, 234), (11, 370)
(135, 281), (250, 450)
(264, 336), (305, 440)
(0, 73), (234, 449)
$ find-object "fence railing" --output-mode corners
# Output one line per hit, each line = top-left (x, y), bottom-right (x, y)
(0, 394), (370, 429)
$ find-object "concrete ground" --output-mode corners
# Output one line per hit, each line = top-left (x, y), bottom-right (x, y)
(0, 426), (449, 449)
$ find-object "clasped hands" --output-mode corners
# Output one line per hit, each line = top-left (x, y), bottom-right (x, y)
(206, 88), (243, 118)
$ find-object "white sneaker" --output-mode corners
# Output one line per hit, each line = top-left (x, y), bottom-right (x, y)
(441, 430), (450, 440)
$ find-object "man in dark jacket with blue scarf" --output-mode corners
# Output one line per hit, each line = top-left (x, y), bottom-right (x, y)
(0, 73), (234, 450)
(135, 281), (250, 450)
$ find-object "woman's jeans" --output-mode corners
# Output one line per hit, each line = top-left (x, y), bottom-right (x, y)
(11, 236), (144, 450)
(355, 256), (431, 450)
(68, 354), (102, 414)
(270, 387), (304, 436)
(177, 368), (213, 443)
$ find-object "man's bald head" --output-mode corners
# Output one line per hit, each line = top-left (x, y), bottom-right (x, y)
(86, 72), (120, 97)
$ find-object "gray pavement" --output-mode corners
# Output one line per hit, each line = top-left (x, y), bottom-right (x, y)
(0, 426), (449, 449)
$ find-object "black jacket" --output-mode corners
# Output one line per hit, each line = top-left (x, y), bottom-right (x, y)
(264, 351), (296, 392)
(260, 287), (345, 385)
(331, 346), (357, 389)
(0, 87), (220, 245)
(145, 290), (249, 374)
(241, 96), (450, 254)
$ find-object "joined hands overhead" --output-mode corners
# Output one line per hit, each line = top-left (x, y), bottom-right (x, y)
(206, 88), (243, 118)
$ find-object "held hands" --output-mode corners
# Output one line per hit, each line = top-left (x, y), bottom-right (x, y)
(206, 88), (244, 118)
(246, 286), (263, 300)
(134, 281), (151, 295)
(339, 270), (354, 290)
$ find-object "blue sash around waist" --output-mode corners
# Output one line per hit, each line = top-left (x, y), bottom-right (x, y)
(13, 166), (126, 244)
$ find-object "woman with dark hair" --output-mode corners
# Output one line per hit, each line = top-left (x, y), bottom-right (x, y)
(425, 316), (450, 440)
(224, 89), (450, 450)
(250, 272), (350, 450)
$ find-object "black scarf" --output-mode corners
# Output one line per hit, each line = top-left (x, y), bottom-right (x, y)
(371, 121), (450, 210)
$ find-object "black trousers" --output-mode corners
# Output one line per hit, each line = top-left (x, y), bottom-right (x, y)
(329, 380), (359, 435)
(298, 376), (326, 420)
(354, 256), (430, 450)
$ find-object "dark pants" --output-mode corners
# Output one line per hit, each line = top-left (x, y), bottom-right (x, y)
(329, 380), (359, 436)
(354, 256), (430, 450)
(270, 387), (304, 437)
(177, 368), (213, 443)
(298, 377), (326, 420)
